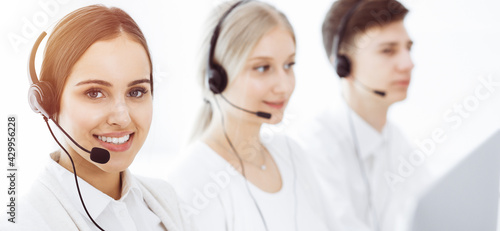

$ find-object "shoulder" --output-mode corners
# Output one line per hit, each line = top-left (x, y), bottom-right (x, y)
(136, 175), (176, 195)
(163, 143), (239, 230)
(165, 142), (237, 199)
(19, 164), (83, 230)
(23, 163), (65, 209)
(133, 174), (197, 231)
(387, 121), (413, 148)
(286, 106), (351, 163)
(290, 102), (350, 146)
(134, 175), (181, 212)
(0, 201), (52, 231)
(167, 142), (228, 180)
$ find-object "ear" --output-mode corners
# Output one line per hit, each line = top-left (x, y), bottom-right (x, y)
(329, 55), (335, 65)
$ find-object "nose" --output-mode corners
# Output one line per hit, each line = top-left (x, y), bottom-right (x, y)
(397, 49), (414, 73)
(106, 98), (131, 128)
(273, 68), (295, 95)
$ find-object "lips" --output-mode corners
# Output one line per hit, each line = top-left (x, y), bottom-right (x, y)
(93, 132), (134, 152)
(263, 101), (286, 110)
(394, 79), (411, 86)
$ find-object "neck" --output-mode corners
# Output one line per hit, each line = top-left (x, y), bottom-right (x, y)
(202, 109), (264, 164)
(58, 149), (122, 200)
(343, 80), (390, 133)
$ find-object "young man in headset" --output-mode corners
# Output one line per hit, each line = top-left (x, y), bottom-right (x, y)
(294, 0), (423, 230)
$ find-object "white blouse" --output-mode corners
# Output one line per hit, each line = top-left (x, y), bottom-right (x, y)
(1, 151), (191, 231)
(49, 153), (165, 231)
(166, 134), (328, 231)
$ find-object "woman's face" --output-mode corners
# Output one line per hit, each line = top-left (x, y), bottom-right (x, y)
(58, 34), (152, 173)
(224, 26), (296, 125)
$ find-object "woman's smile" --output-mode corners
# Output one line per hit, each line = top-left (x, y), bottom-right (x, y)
(94, 131), (134, 152)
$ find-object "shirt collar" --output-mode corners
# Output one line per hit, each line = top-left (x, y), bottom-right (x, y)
(47, 151), (142, 220)
(121, 167), (142, 200)
(339, 99), (389, 160)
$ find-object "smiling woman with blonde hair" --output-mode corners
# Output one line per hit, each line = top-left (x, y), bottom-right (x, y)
(167, 1), (328, 231)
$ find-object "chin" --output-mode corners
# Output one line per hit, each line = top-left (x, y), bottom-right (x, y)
(389, 92), (408, 104)
(98, 155), (135, 173)
(266, 113), (285, 125)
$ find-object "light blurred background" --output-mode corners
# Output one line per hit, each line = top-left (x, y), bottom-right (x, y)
(1, 0), (500, 222)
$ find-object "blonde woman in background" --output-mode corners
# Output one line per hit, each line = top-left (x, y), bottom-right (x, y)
(166, 1), (329, 231)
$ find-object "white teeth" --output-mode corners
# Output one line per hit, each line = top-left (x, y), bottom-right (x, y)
(98, 134), (130, 144)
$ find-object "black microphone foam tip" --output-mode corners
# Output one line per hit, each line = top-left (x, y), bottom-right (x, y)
(90, 147), (110, 164)
(374, 90), (386, 97)
(256, 112), (272, 119)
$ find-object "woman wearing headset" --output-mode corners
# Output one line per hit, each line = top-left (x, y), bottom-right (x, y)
(166, 1), (328, 231)
(4, 5), (189, 231)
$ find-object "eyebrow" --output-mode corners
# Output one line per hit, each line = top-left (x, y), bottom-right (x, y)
(248, 53), (296, 61)
(248, 56), (273, 61)
(75, 78), (150, 87)
(378, 40), (414, 47)
(75, 79), (111, 87)
(128, 79), (150, 87)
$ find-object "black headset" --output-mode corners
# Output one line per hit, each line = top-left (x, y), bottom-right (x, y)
(204, 0), (271, 119)
(206, 0), (249, 94)
(333, 0), (364, 78)
(28, 31), (56, 119)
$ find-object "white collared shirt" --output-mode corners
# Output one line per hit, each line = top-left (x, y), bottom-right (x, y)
(48, 154), (165, 231)
(290, 98), (420, 231)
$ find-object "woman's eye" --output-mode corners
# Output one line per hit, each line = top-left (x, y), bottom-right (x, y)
(128, 88), (148, 98)
(285, 61), (296, 70)
(86, 89), (104, 99)
(382, 49), (395, 55)
(254, 65), (270, 73)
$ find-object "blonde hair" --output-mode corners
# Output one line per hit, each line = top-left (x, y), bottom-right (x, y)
(190, 0), (296, 141)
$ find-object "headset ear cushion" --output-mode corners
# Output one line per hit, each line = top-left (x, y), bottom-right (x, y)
(208, 64), (228, 94)
(335, 55), (351, 78)
(28, 81), (55, 119)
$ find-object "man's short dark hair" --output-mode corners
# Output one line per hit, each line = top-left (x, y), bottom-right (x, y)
(322, 0), (409, 58)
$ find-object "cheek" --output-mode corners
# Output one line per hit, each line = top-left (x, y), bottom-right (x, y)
(58, 97), (106, 136)
(130, 101), (153, 132)
(246, 79), (269, 100)
(228, 76), (266, 102)
(356, 55), (392, 82)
